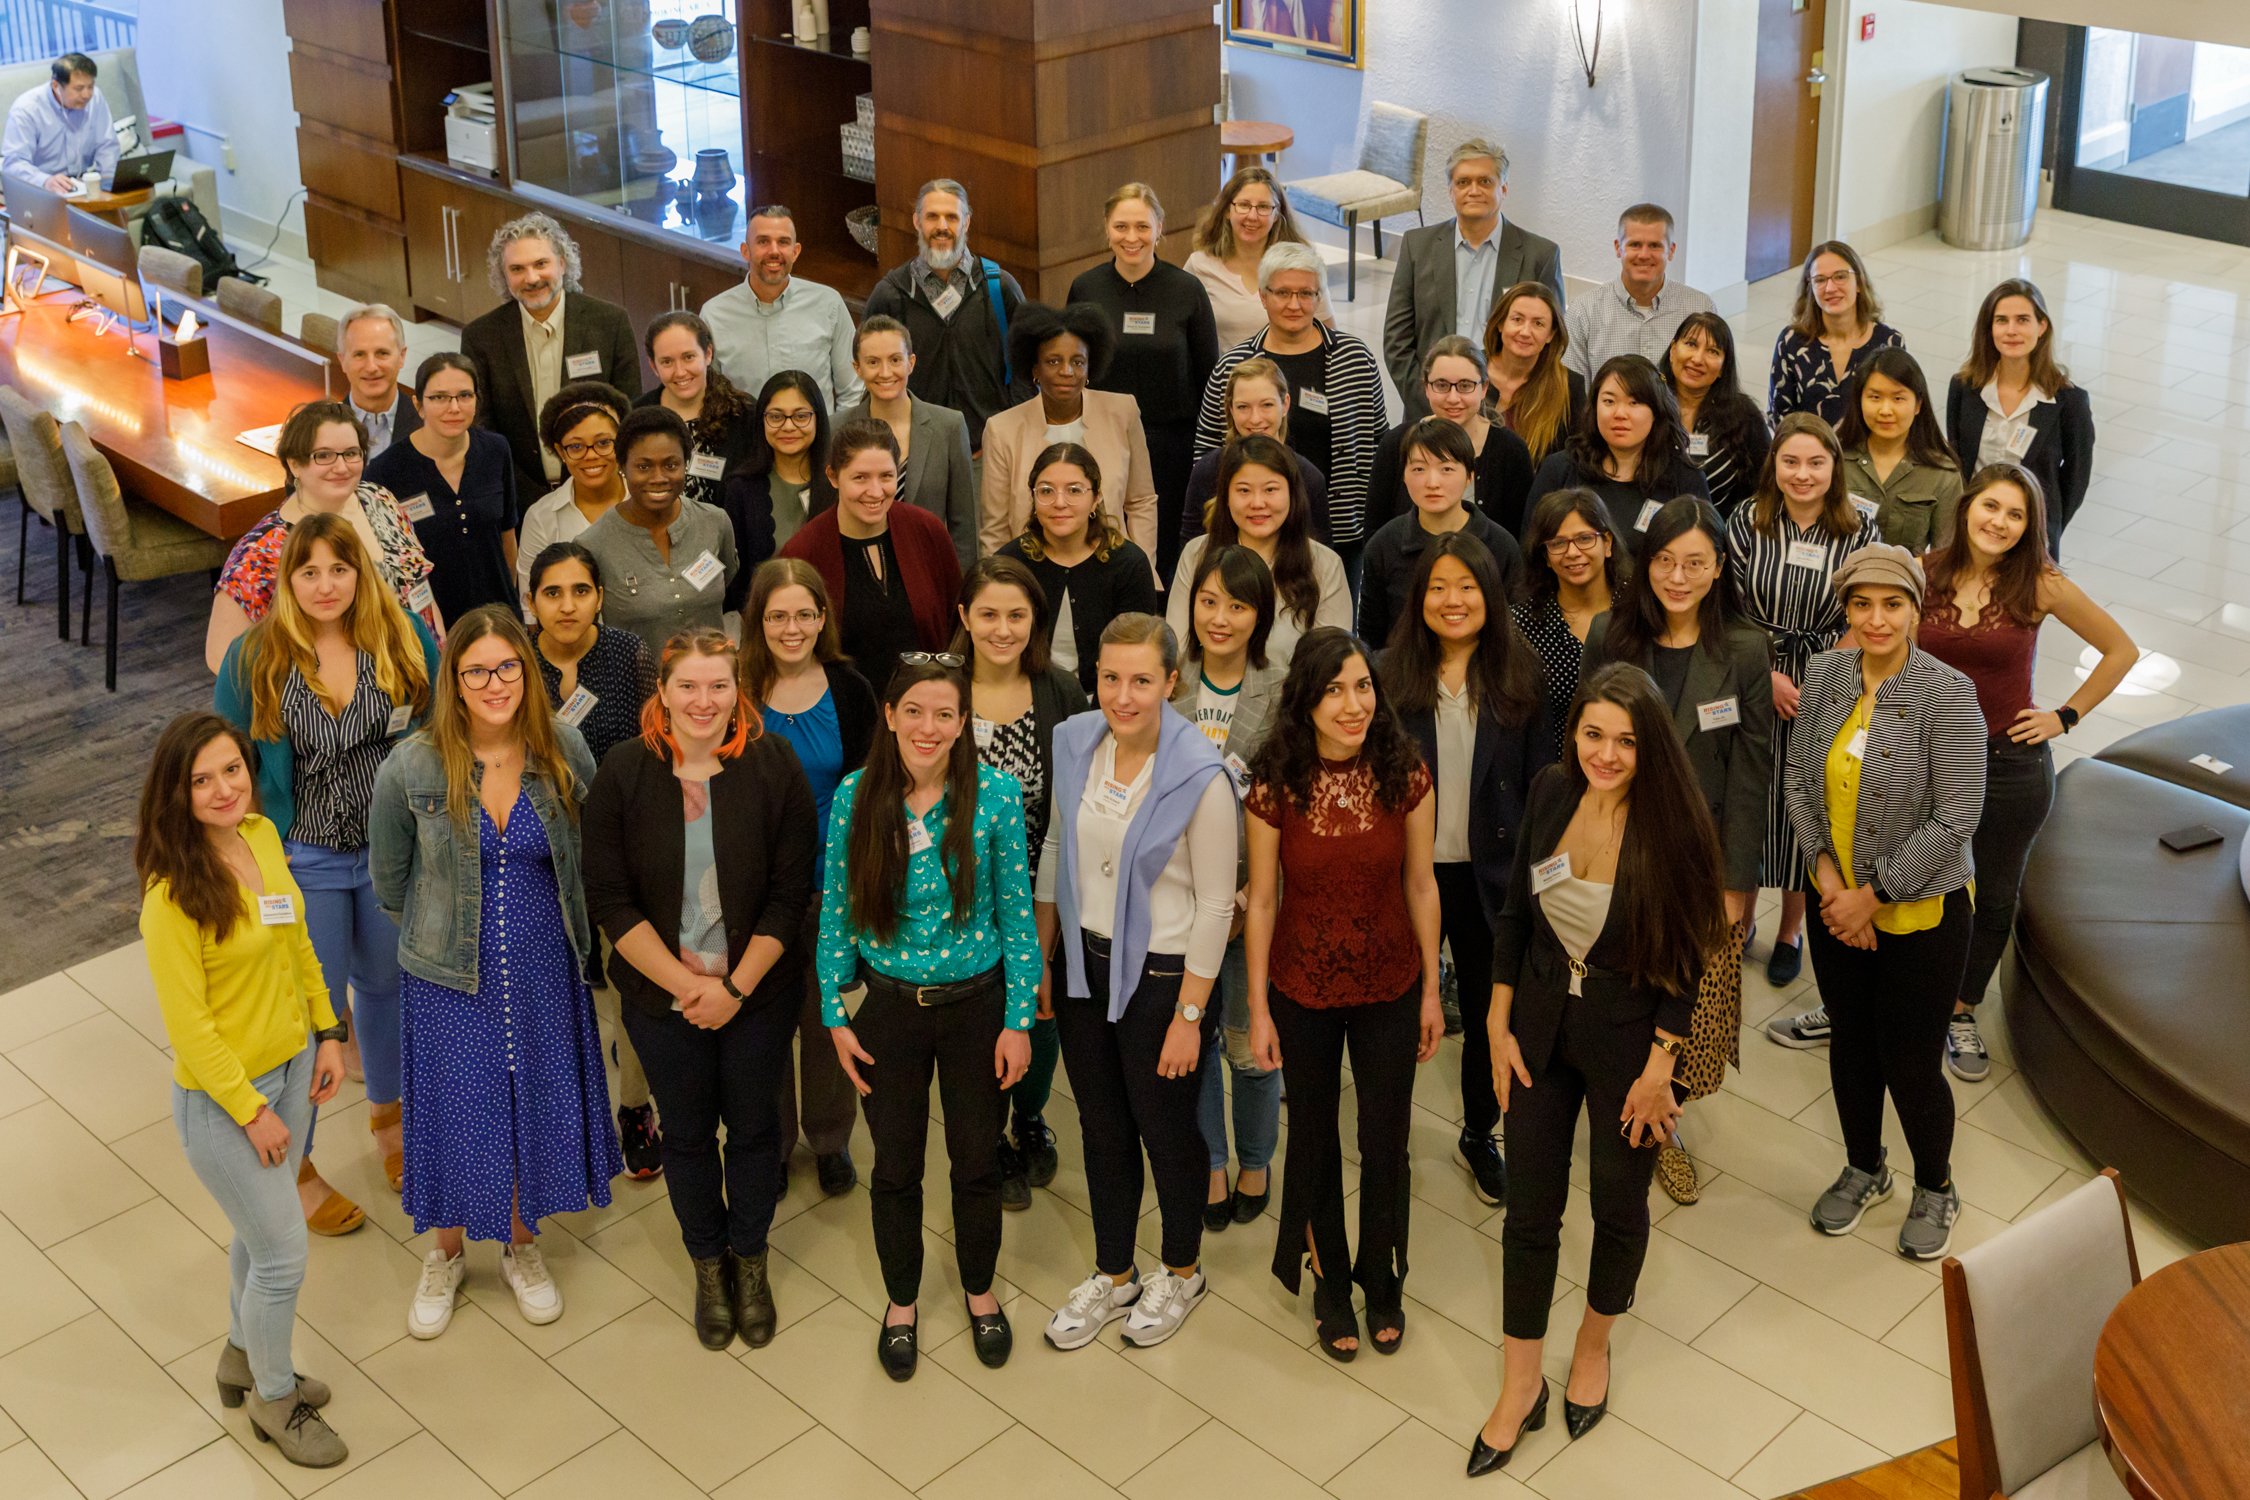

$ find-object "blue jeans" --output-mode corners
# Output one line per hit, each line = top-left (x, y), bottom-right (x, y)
(174, 1047), (314, 1403)
(1197, 935), (1281, 1173)
(287, 841), (402, 1109)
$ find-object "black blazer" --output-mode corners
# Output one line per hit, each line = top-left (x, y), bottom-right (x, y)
(632, 387), (764, 482)
(581, 734), (818, 1018)
(1582, 614), (1774, 892)
(819, 661), (881, 774)
(1493, 764), (1700, 1078)
(995, 537), (1160, 695)
(1398, 690), (1555, 928)
(1024, 664), (1090, 799)
(710, 473), (780, 614)
(1364, 420), (1536, 542)
(1943, 377), (2094, 552)
(462, 291), (644, 515)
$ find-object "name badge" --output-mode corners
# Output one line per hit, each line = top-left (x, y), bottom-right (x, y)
(1531, 852), (1571, 893)
(1224, 752), (1250, 790)
(687, 450), (727, 481)
(1851, 495), (1879, 521)
(557, 686), (597, 727)
(1696, 696), (1740, 731)
(1844, 726), (1867, 761)
(1121, 312), (1156, 335)
(931, 284), (964, 319)
(681, 550), (724, 589)
(387, 704), (413, 736)
(1686, 433), (1710, 459)
(906, 817), (933, 854)
(257, 893), (296, 926)
(407, 580), (436, 614)
(565, 351), (603, 378)
(400, 492), (436, 522)
(2004, 424), (2036, 458)
(972, 717), (995, 748)
(1298, 388), (1330, 416)
(1096, 778), (1134, 818)
(1786, 539), (1828, 571)
(1635, 499), (1662, 531)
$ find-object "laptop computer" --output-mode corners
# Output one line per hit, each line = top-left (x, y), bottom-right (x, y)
(103, 150), (174, 194)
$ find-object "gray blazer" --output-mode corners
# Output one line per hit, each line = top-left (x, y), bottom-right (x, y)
(838, 393), (978, 569)
(1383, 217), (1566, 416)
(1171, 660), (1284, 884)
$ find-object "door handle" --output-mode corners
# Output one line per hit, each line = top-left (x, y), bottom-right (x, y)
(1805, 66), (1827, 99)
(442, 207), (457, 283)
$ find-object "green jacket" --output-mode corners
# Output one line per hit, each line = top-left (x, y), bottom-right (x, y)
(1842, 448), (1963, 554)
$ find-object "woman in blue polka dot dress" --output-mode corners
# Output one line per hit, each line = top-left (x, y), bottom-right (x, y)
(369, 606), (622, 1341)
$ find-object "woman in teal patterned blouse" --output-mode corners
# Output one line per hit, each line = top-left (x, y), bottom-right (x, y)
(818, 656), (1041, 1382)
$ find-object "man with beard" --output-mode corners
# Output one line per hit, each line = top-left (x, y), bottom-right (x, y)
(865, 178), (1031, 481)
(700, 205), (862, 413)
(462, 213), (642, 513)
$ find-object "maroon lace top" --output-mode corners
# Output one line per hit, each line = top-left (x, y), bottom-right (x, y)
(1247, 756), (1432, 1008)
(1918, 597), (2038, 736)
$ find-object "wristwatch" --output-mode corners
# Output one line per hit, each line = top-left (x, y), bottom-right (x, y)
(720, 974), (746, 1002)
(1176, 1001), (1204, 1023)
(2056, 706), (2079, 732)
(1652, 1035), (1683, 1058)
(314, 1024), (349, 1045)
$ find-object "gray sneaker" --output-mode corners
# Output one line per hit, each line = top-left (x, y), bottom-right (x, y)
(1898, 1182), (1962, 1260)
(1945, 1012), (1990, 1082)
(1120, 1266), (1205, 1348)
(1765, 1004), (1832, 1049)
(1810, 1154), (1893, 1235)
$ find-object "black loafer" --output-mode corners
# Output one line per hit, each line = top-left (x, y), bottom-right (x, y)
(816, 1149), (857, 1196)
(964, 1296), (1013, 1368)
(1203, 1190), (1233, 1233)
(1767, 937), (1803, 986)
(1467, 1383), (1548, 1477)
(1231, 1182), (1270, 1224)
(876, 1316), (918, 1381)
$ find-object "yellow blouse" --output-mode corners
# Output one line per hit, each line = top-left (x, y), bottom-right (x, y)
(140, 815), (339, 1124)
(1824, 696), (1948, 936)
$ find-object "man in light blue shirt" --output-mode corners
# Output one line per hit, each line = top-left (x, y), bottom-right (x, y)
(699, 205), (863, 413)
(1563, 204), (1714, 380)
(2, 53), (117, 193)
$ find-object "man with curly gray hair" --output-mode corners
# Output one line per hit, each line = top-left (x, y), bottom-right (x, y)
(461, 211), (642, 507)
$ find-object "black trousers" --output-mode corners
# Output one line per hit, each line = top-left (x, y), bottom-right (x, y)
(1267, 982), (1420, 1313)
(1960, 736), (2054, 1005)
(776, 968), (858, 1165)
(1054, 935), (1219, 1273)
(1436, 862), (1500, 1138)
(1146, 419), (1197, 586)
(854, 975), (1007, 1307)
(1500, 990), (1659, 1340)
(1805, 885), (1972, 1191)
(621, 986), (797, 1260)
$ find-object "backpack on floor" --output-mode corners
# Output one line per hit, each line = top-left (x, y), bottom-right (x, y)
(138, 196), (262, 289)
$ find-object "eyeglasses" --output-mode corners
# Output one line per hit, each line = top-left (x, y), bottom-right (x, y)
(900, 652), (965, 668)
(1033, 483), (1094, 502)
(422, 391), (476, 407)
(762, 608), (824, 629)
(558, 436), (615, 459)
(1648, 556), (1716, 579)
(1265, 288), (1321, 305)
(458, 658), (525, 689)
(1544, 531), (1606, 556)
(307, 448), (364, 467)
(1426, 378), (1485, 396)
(1230, 201), (1277, 218)
(1810, 270), (1856, 290)
(763, 409), (817, 429)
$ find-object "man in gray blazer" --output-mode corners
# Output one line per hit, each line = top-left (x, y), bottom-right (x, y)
(1382, 139), (1565, 421)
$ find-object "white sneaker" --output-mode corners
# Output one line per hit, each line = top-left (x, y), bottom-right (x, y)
(502, 1243), (564, 1326)
(1044, 1269), (1139, 1350)
(408, 1249), (465, 1339)
(1120, 1267), (1205, 1348)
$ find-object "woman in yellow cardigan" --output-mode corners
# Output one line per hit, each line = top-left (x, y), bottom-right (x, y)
(137, 712), (350, 1470)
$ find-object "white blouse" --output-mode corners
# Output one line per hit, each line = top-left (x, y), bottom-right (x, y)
(1433, 680), (1476, 864)
(516, 478), (610, 608)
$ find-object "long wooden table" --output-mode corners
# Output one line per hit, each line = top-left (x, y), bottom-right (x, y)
(0, 281), (333, 540)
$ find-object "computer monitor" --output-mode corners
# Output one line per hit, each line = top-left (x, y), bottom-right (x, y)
(5, 172), (72, 246)
(63, 204), (148, 340)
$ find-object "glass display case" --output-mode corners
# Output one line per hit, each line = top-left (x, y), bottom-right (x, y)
(499, 0), (751, 252)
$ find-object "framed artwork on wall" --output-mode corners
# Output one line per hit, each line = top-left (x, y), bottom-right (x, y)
(1224, 0), (1365, 71)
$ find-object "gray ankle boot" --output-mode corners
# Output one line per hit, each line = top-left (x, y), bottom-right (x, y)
(242, 1388), (348, 1469)
(216, 1344), (330, 1409)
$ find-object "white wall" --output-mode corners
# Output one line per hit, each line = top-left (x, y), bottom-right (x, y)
(136, 0), (305, 253)
(1683, 0), (1759, 313)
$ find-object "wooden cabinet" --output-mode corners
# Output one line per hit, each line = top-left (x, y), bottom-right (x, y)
(401, 161), (515, 325)
(610, 242), (744, 386)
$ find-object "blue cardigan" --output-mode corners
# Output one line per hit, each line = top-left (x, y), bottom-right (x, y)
(214, 614), (443, 843)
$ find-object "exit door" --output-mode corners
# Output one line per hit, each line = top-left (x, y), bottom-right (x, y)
(1746, 0), (1828, 282)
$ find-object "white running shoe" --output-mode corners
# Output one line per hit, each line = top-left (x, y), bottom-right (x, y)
(1120, 1267), (1206, 1348)
(1044, 1269), (1140, 1350)
(502, 1243), (564, 1326)
(408, 1249), (465, 1339)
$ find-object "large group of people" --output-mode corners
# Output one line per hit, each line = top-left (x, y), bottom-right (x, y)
(130, 152), (2143, 1478)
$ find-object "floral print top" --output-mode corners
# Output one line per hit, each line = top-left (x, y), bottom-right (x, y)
(816, 762), (1042, 1030)
(216, 482), (442, 639)
(1767, 323), (1904, 427)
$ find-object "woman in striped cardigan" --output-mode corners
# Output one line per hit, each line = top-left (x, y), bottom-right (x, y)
(1782, 544), (1985, 1264)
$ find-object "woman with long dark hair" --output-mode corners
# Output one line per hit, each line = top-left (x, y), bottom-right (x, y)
(740, 369), (838, 551)
(1768, 240), (1903, 425)
(997, 442), (1159, 692)
(1836, 346), (1962, 552)
(1482, 282), (1584, 468)
(1167, 433), (1351, 668)
(1584, 499), (1774, 1204)
(818, 658), (1042, 1381)
(1663, 312), (1769, 516)
(1523, 355), (1709, 542)
(1944, 279), (2094, 554)
(636, 311), (763, 509)
(518, 382), (633, 608)
(138, 713), (350, 1468)
(1245, 628), (1443, 1360)
(1511, 489), (1626, 748)
(1380, 532), (1550, 1210)
(1469, 663), (1726, 1474)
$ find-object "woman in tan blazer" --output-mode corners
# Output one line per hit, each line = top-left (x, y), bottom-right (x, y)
(978, 303), (1159, 572)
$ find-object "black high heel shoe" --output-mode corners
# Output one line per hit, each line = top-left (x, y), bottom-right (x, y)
(1467, 1382), (1548, 1477)
(1564, 1358), (1611, 1439)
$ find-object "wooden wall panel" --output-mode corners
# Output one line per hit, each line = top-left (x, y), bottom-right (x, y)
(1034, 126), (1216, 262)
(304, 196), (411, 308)
(295, 124), (402, 221)
(869, 30), (1037, 150)
(871, 0), (1210, 45)
(1035, 26), (1217, 143)
(287, 49), (397, 143)
(283, 0), (389, 65)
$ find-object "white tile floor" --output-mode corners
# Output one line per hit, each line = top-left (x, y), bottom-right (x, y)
(2, 208), (2238, 1500)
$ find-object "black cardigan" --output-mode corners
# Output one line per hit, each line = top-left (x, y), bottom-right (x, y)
(1493, 764), (1701, 1077)
(994, 537), (1160, 695)
(581, 734), (819, 1019)
(819, 660), (881, 774)
(1521, 449), (1710, 544)
(1942, 377), (2094, 553)
(1364, 420), (1536, 541)
(1398, 690), (1554, 929)
(1358, 505), (1527, 650)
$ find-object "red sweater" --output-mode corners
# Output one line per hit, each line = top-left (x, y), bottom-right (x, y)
(778, 502), (964, 654)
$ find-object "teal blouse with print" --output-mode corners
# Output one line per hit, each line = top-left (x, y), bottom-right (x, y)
(816, 762), (1042, 1030)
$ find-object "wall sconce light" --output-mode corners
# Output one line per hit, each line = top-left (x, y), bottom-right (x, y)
(1569, 0), (1602, 88)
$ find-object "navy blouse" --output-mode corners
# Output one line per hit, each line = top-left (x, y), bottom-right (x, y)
(366, 428), (520, 622)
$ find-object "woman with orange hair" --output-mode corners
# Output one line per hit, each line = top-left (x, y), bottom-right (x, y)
(580, 627), (820, 1352)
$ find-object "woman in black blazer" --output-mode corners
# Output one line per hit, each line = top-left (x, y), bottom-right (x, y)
(581, 626), (818, 1354)
(1582, 498), (1773, 1205)
(1470, 662), (1726, 1476)
(995, 442), (1159, 694)
(1379, 531), (1552, 1213)
(1944, 280), (2092, 556)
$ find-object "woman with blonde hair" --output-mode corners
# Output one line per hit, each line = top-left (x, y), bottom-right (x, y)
(1483, 283), (1584, 473)
(369, 606), (619, 1340)
(215, 511), (439, 1230)
(1178, 357), (1334, 549)
(1186, 166), (1334, 348)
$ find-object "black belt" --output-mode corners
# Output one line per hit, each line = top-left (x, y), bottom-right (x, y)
(860, 963), (1002, 1008)
(1082, 931), (1184, 978)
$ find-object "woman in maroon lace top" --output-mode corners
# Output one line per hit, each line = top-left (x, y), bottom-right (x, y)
(1243, 627), (1443, 1361)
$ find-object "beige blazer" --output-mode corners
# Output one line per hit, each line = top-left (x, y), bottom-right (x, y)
(977, 389), (1159, 566)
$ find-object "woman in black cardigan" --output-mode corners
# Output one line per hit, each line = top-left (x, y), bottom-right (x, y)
(1469, 662), (1727, 1476)
(1365, 336), (1536, 539)
(996, 442), (1159, 694)
(1944, 279), (2093, 557)
(581, 627), (818, 1354)
(1521, 355), (1709, 545)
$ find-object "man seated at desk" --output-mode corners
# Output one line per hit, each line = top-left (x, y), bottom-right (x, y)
(2, 53), (116, 194)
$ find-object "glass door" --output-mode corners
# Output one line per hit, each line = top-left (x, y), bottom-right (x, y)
(2055, 26), (2250, 245)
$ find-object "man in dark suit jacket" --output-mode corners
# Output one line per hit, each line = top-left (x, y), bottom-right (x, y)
(1382, 139), (1565, 420)
(459, 212), (642, 515)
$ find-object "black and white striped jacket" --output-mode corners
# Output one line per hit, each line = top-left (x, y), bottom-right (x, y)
(1782, 646), (1986, 902)
(1191, 325), (1387, 547)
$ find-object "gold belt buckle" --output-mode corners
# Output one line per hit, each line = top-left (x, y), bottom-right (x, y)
(916, 983), (940, 1007)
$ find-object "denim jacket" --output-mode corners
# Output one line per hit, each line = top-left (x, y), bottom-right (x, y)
(368, 725), (598, 991)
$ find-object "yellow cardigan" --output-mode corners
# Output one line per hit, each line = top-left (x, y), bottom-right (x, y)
(141, 815), (339, 1124)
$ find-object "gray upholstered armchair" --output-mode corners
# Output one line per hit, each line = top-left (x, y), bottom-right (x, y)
(1283, 102), (1428, 302)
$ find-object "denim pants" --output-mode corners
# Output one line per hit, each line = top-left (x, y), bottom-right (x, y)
(174, 1047), (315, 1403)
(1197, 935), (1281, 1173)
(286, 841), (402, 1110)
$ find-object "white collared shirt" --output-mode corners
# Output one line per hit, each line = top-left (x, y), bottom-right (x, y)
(521, 298), (568, 480)
(1977, 378), (2053, 471)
